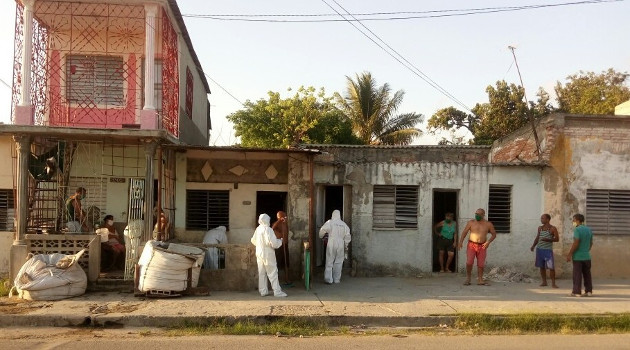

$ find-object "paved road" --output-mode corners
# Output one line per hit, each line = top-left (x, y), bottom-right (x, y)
(2, 328), (630, 350)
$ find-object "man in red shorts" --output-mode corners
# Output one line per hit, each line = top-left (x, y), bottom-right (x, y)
(458, 208), (497, 286)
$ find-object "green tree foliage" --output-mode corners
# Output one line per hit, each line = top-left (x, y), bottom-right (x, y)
(227, 87), (360, 148)
(555, 68), (630, 115)
(428, 81), (551, 145)
(336, 72), (423, 145)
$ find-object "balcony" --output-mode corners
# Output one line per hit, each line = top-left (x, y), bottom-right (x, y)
(11, 1), (179, 137)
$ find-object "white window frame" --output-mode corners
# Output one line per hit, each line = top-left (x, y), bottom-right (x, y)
(488, 185), (512, 234)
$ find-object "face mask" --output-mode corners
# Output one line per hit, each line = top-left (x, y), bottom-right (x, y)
(445, 219), (452, 223)
(475, 214), (482, 221)
(572, 222), (578, 227)
(106, 220), (114, 226)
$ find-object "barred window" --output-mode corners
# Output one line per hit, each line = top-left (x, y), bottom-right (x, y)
(186, 190), (229, 230)
(586, 189), (630, 235)
(0, 189), (15, 231)
(488, 185), (511, 234)
(373, 185), (418, 229)
(67, 55), (124, 106)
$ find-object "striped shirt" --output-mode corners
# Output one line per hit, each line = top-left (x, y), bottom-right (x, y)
(537, 228), (553, 250)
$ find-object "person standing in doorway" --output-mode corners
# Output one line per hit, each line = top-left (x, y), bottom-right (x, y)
(272, 211), (291, 284)
(66, 187), (88, 233)
(251, 213), (287, 297)
(319, 210), (351, 284)
(434, 212), (457, 273)
(566, 213), (593, 297)
(458, 208), (497, 286)
(530, 213), (559, 288)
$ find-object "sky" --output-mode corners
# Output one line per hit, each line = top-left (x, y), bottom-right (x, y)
(0, 0), (628, 145)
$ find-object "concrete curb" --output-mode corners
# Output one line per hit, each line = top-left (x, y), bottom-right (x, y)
(1, 313), (458, 328)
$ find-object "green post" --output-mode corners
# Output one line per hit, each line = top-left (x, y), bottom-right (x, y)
(305, 249), (311, 291)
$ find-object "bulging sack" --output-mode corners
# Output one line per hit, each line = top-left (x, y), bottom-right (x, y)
(12, 250), (88, 300)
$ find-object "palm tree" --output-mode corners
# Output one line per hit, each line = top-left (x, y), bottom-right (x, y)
(336, 72), (423, 145)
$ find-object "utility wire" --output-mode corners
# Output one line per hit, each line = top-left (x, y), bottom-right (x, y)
(323, 0), (472, 113)
(182, 0), (622, 22)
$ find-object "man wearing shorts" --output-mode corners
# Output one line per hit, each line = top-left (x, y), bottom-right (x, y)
(530, 213), (559, 288)
(458, 208), (497, 286)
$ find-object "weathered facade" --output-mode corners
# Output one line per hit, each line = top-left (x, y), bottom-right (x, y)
(492, 114), (630, 278)
(310, 145), (543, 276)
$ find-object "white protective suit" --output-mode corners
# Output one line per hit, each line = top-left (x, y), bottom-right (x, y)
(250, 214), (287, 297)
(202, 226), (228, 269)
(319, 210), (351, 284)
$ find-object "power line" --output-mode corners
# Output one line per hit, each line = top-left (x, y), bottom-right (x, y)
(182, 0), (622, 22)
(322, 0), (472, 112)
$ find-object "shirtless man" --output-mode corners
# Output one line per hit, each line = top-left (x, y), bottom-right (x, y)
(458, 208), (497, 286)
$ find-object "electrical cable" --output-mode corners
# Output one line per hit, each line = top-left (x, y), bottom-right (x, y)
(181, 0), (622, 22)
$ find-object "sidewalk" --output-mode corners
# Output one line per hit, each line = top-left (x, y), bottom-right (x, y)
(1, 274), (629, 328)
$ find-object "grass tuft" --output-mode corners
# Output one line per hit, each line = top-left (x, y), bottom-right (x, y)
(166, 318), (331, 337)
(0, 279), (10, 297)
(454, 313), (630, 334)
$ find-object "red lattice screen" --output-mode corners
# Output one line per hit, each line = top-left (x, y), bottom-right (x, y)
(161, 9), (179, 137)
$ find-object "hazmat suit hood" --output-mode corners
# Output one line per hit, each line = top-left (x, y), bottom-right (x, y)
(331, 210), (341, 221)
(258, 213), (271, 227)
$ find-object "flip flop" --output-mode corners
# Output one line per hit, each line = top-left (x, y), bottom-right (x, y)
(463, 281), (471, 286)
(477, 282), (490, 286)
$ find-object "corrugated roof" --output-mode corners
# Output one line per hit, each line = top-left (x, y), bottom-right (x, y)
(301, 144), (491, 149)
(163, 144), (321, 154)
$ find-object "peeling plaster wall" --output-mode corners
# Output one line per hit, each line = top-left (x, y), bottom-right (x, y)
(287, 154), (311, 279)
(174, 150), (312, 281)
(314, 147), (543, 276)
(557, 117), (630, 278)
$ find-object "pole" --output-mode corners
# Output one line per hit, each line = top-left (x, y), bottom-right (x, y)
(508, 46), (542, 162)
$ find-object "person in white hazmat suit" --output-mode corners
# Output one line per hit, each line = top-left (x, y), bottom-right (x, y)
(319, 210), (351, 284)
(250, 214), (287, 297)
(202, 226), (228, 270)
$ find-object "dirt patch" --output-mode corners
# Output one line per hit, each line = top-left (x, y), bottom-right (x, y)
(89, 302), (142, 314)
(0, 298), (52, 315)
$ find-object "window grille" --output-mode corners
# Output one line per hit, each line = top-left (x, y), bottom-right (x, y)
(186, 190), (229, 230)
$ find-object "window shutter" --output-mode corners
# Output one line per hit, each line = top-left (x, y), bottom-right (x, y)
(373, 185), (418, 229)
(0, 189), (15, 231)
(395, 186), (418, 228)
(488, 185), (511, 234)
(373, 186), (395, 228)
(67, 55), (124, 106)
(586, 189), (630, 235)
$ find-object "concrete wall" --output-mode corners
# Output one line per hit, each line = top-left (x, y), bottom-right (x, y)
(0, 136), (14, 188)
(177, 39), (210, 146)
(0, 231), (13, 278)
(313, 146), (543, 277)
(548, 115), (630, 278)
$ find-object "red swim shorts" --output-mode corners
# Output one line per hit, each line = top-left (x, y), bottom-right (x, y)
(466, 241), (487, 267)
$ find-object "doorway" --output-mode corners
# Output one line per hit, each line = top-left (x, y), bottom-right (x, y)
(432, 190), (458, 273)
(315, 185), (345, 267)
(256, 191), (288, 227)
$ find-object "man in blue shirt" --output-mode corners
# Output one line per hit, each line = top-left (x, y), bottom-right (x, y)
(566, 213), (593, 297)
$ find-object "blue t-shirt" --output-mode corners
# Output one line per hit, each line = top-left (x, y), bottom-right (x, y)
(572, 225), (592, 261)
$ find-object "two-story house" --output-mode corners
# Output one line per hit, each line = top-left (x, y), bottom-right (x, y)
(1, 0), (212, 282)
